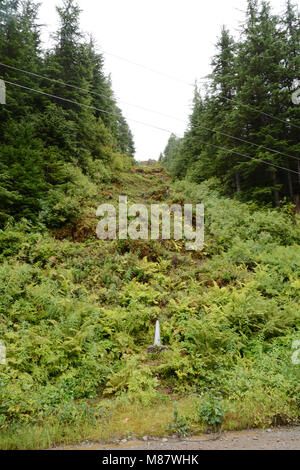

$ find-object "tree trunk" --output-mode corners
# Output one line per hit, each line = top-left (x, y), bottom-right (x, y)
(235, 172), (241, 193)
(287, 169), (293, 198)
(293, 195), (300, 216)
(272, 171), (280, 207)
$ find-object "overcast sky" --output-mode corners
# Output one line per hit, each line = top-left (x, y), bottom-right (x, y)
(38, 0), (298, 161)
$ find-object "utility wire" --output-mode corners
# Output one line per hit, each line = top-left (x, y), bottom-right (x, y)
(222, 95), (300, 131)
(4, 80), (179, 134)
(186, 136), (300, 176)
(190, 119), (300, 163)
(4, 79), (300, 177)
(0, 62), (114, 99)
(4, 53), (296, 132)
(1, 62), (299, 163)
(103, 51), (300, 131)
(101, 50), (201, 86)
(0, 62), (190, 121)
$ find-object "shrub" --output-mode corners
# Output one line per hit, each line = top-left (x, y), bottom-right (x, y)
(198, 394), (226, 430)
(166, 406), (190, 437)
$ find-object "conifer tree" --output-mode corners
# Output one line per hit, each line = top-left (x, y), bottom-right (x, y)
(0, 0), (42, 124)
(0, 0), (135, 225)
(166, 0), (299, 206)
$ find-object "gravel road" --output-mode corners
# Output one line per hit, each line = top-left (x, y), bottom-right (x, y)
(59, 426), (300, 450)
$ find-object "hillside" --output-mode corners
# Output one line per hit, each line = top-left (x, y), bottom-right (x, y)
(0, 165), (300, 449)
(1, 0), (300, 451)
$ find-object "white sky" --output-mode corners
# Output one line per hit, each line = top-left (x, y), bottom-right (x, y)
(37, 0), (298, 161)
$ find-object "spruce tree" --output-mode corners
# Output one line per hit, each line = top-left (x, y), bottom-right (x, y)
(165, 0), (299, 206)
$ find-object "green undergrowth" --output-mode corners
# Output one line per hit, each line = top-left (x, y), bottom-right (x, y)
(0, 168), (299, 448)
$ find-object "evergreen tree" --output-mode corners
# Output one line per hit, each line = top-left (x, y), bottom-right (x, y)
(168, 0), (299, 207)
(160, 133), (181, 173)
(0, 0), (46, 222)
(232, 1), (286, 204)
(0, 0), (42, 124)
(115, 109), (135, 157)
(281, 0), (300, 199)
(0, 0), (134, 225)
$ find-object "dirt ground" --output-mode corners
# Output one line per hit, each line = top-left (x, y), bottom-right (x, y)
(59, 426), (300, 450)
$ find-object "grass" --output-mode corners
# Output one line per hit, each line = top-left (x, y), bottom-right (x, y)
(0, 165), (299, 449)
(0, 393), (298, 449)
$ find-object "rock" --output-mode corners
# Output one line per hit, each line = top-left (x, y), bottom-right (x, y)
(162, 438), (168, 442)
(267, 429), (272, 433)
(147, 345), (168, 354)
(121, 439), (127, 444)
(171, 255), (179, 267)
(142, 436), (148, 441)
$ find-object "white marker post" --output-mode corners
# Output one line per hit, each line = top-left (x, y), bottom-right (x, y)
(147, 320), (168, 353)
(0, 341), (6, 365)
(0, 80), (6, 105)
(154, 320), (161, 346)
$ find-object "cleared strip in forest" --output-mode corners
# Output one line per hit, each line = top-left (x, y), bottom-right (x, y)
(3, 79), (300, 177)
(1, 62), (300, 165)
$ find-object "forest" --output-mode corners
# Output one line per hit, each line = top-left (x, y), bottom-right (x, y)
(0, 0), (299, 450)
(0, 0), (134, 228)
(160, 0), (300, 208)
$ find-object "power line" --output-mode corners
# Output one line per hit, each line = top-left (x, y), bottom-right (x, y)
(102, 50), (203, 86)
(4, 52), (298, 134)
(102, 50), (300, 131)
(4, 79), (300, 177)
(4, 79), (180, 134)
(0, 61), (115, 100)
(190, 119), (300, 163)
(186, 136), (300, 176)
(222, 95), (300, 131)
(1, 63), (299, 164)
(0, 62), (189, 121)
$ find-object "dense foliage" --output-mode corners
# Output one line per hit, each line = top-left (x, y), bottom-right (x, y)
(0, 0), (135, 226)
(161, 0), (300, 207)
(0, 168), (299, 447)
(0, 0), (299, 450)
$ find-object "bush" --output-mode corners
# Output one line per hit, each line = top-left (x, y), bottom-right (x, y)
(166, 406), (190, 437)
(198, 394), (226, 430)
